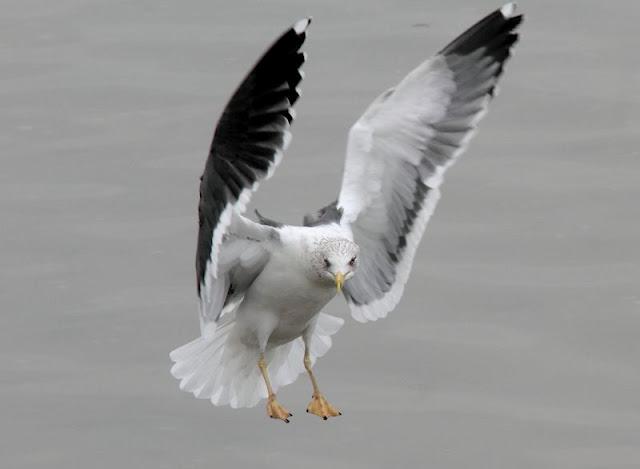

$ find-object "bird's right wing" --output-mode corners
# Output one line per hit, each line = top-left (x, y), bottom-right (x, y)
(196, 19), (311, 331)
(338, 4), (523, 322)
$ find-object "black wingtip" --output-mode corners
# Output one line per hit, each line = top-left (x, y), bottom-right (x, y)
(439, 4), (524, 57)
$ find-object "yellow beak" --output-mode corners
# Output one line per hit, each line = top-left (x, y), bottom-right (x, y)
(334, 272), (345, 292)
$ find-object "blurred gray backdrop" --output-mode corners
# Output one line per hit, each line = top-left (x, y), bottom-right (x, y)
(2, 1), (639, 468)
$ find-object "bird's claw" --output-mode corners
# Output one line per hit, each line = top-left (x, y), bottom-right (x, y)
(266, 396), (292, 423)
(306, 393), (341, 420)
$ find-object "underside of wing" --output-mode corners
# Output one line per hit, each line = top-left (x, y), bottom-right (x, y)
(196, 19), (310, 328)
(338, 4), (523, 322)
(199, 235), (269, 334)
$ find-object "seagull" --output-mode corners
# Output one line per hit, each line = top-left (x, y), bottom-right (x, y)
(171, 4), (523, 422)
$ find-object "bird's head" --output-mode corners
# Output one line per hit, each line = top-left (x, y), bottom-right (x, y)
(311, 237), (359, 292)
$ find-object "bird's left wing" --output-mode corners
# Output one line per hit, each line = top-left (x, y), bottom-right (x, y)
(338, 4), (522, 322)
(196, 19), (310, 330)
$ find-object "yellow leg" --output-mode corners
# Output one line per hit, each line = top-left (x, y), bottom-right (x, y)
(304, 348), (341, 420)
(258, 354), (292, 423)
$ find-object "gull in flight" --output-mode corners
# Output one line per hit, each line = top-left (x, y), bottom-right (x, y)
(171, 4), (523, 422)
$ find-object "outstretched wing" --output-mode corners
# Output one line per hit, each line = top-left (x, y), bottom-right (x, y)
(338, 4), (522, 322)
(196, 18), (310, 330)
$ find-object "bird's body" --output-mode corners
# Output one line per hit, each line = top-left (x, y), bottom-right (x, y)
(234, 224), (351, 349)
(170, 4), (523, 421)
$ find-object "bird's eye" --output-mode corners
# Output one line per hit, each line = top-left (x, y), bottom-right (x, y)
(323, 258), (331, 268)
(349, 256), (357, 266)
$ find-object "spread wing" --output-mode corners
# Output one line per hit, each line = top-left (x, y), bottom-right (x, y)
(196, 18), (310, 332)
(338, 4), (523, 322)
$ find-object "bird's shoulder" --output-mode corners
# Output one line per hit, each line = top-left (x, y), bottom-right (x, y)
(276, 223), (352, 247)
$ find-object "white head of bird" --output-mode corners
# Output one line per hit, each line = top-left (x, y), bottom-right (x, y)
(309, 237), (359, 291)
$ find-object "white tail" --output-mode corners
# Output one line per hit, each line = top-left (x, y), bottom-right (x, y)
(170, 313), (344, 408)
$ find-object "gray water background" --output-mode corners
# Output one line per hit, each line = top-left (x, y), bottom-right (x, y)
(2, 1), (639, 467)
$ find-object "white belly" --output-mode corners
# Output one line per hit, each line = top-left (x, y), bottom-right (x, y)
(236, 249), (336, 348)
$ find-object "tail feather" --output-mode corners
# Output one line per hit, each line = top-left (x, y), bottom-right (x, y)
(169, 312), (344, 408)
(309, 312), (343, 359)
(271, 338), (305, 387)
(169, 336), (208, 364)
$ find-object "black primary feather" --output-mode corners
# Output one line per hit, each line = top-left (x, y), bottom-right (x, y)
(195, 20), (310, 294)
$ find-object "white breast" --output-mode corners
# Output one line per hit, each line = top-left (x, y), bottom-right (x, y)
(238, 225), (343, 346)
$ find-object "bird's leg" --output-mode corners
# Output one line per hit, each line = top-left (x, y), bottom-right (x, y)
(304, 347), (341, 420)
(258, 354), (292, 423)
